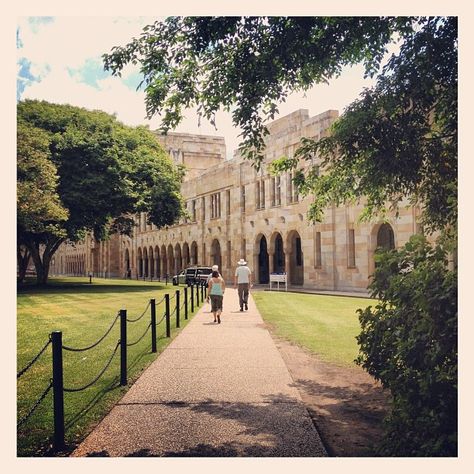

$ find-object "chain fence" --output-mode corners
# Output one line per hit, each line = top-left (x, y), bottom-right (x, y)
(127, 323), (152, 347)
(62, 312), (120, 352)
(127, 301), (151, 323)
(18, 284), (197, 451)
(17, 337), (51, 379)
(17, 381), (53, 427)
(64, 341), (121, 393)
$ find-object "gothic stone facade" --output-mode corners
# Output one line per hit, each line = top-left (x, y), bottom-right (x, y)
(51, 108), (422, 293)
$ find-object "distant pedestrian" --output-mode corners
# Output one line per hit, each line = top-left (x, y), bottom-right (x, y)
(206, 265), (220, 304)
(208, 270), (225, 323)
(234, 259), (251, 311)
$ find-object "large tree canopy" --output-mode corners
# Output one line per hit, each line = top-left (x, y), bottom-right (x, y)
(18, 100), (184, 284)
(274, 16), (457, 234)
(104, 16), (456, 233)
(104, 17), (413, 162)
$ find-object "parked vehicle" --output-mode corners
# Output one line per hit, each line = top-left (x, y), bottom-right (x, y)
(172, 270), (187, 285)
(172, 266), (213, 285)
(195, 267), (213, 285)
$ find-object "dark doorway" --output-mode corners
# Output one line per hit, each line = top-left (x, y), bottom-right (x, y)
(258, 235), (270, 284)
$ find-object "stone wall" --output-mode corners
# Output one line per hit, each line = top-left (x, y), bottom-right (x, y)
(52, 108), (423, 293)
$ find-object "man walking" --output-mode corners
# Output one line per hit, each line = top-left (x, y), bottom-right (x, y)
(234, 259), (251, 311)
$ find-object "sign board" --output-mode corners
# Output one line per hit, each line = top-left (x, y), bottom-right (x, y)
(269, 273), (287, 291)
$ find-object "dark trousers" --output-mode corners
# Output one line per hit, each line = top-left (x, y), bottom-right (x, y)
(238, 283), (249, 308)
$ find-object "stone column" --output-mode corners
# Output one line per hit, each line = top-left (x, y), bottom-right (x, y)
(284, 248), (291, 285)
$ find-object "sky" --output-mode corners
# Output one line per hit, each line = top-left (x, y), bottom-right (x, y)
(17, 16), (382, 160)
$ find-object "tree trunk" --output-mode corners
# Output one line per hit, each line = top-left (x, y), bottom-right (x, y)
(17, 246), (30, 283)
(26, 236), (64, 286)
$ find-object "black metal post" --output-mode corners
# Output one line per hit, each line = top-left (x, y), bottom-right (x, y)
(165, 294), (171, 337)
(150, 299), (157, 353)
(120, 309), (127, 386)
(165, 274), (168, 285)
(176, 290), (180, 328)
(184, 286), (188, 320)
(51, 331), (65, 451)
(190, 284), (194, 313)
(201, 281), (204, 301)
(196, 282), (200, 306)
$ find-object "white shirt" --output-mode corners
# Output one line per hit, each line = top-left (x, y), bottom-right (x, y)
(235, 265), (251, 284)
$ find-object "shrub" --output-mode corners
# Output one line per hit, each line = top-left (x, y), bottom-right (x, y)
(356, 234), (457, 456)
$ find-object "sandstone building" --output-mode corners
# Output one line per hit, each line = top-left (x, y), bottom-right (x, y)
(51, 108), (422, 293)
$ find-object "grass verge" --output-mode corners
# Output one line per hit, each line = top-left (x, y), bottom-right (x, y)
(17, 277), (201, 456)
(252, 291), (375, 367)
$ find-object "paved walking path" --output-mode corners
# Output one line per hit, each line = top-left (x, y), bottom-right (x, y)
(72, 288), (327, 457)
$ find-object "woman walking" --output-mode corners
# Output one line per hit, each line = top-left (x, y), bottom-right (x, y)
(208, 270), (225, 323)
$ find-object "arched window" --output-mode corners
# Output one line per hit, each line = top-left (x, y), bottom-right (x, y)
(377, 223), (395, 250)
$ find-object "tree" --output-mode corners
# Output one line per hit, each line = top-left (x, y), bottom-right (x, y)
(103, 17), (414, 164)
(104, 16), (457, 455)
(17, 122), (68, 282)
(17, 100), (184, 285)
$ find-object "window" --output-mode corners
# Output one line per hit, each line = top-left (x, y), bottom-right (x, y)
(226, 190), (231, 216)
(241, 239), (246, 260)
(192, 200), (196, 222)
(201, 196), (205, 221)
(348, 229), (356, 268)
(241, 185), (246, 213)
(287, 171), (298, 204)
(315, 231), (322, 268)
(227, 240), (231, 266)
(210, 192), (221, 219)
(256, 179), (265, 210)
(271, 176), (281, 206)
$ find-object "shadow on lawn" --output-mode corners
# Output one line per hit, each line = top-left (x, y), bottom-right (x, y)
(17, 278), (174, 295)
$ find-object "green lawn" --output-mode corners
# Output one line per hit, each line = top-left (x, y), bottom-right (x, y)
(17, 277), (200, 456)
(253, 291), (375, 367)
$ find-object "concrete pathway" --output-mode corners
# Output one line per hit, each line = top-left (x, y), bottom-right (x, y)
(72, 288), (327, 457)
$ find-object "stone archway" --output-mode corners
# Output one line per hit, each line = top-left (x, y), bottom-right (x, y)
(210, 239), (222, 270)
(161, 245), (167, 278)
(143, 247), (149, 277)
(137, 248), (143, 277)
(167, 244), (174, 276)
(287, 230), (304, 285)
(257, 234), (270, 284)
(191, 241), (198, 265)
(271, 232), (285, 274)
(149, 246), (154, 278)
(154, 246), (160, 279)
(175, 243), (182, 273)
(124, 248), (130, 278)
(182, 242), (190, 268)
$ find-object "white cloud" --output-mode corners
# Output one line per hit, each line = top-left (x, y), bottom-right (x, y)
(18, 17), (154, 71)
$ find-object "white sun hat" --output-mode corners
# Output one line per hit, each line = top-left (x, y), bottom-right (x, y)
(237, 259), (247, 265)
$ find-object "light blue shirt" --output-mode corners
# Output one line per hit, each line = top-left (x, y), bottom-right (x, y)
(210, 280), (223, 296)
